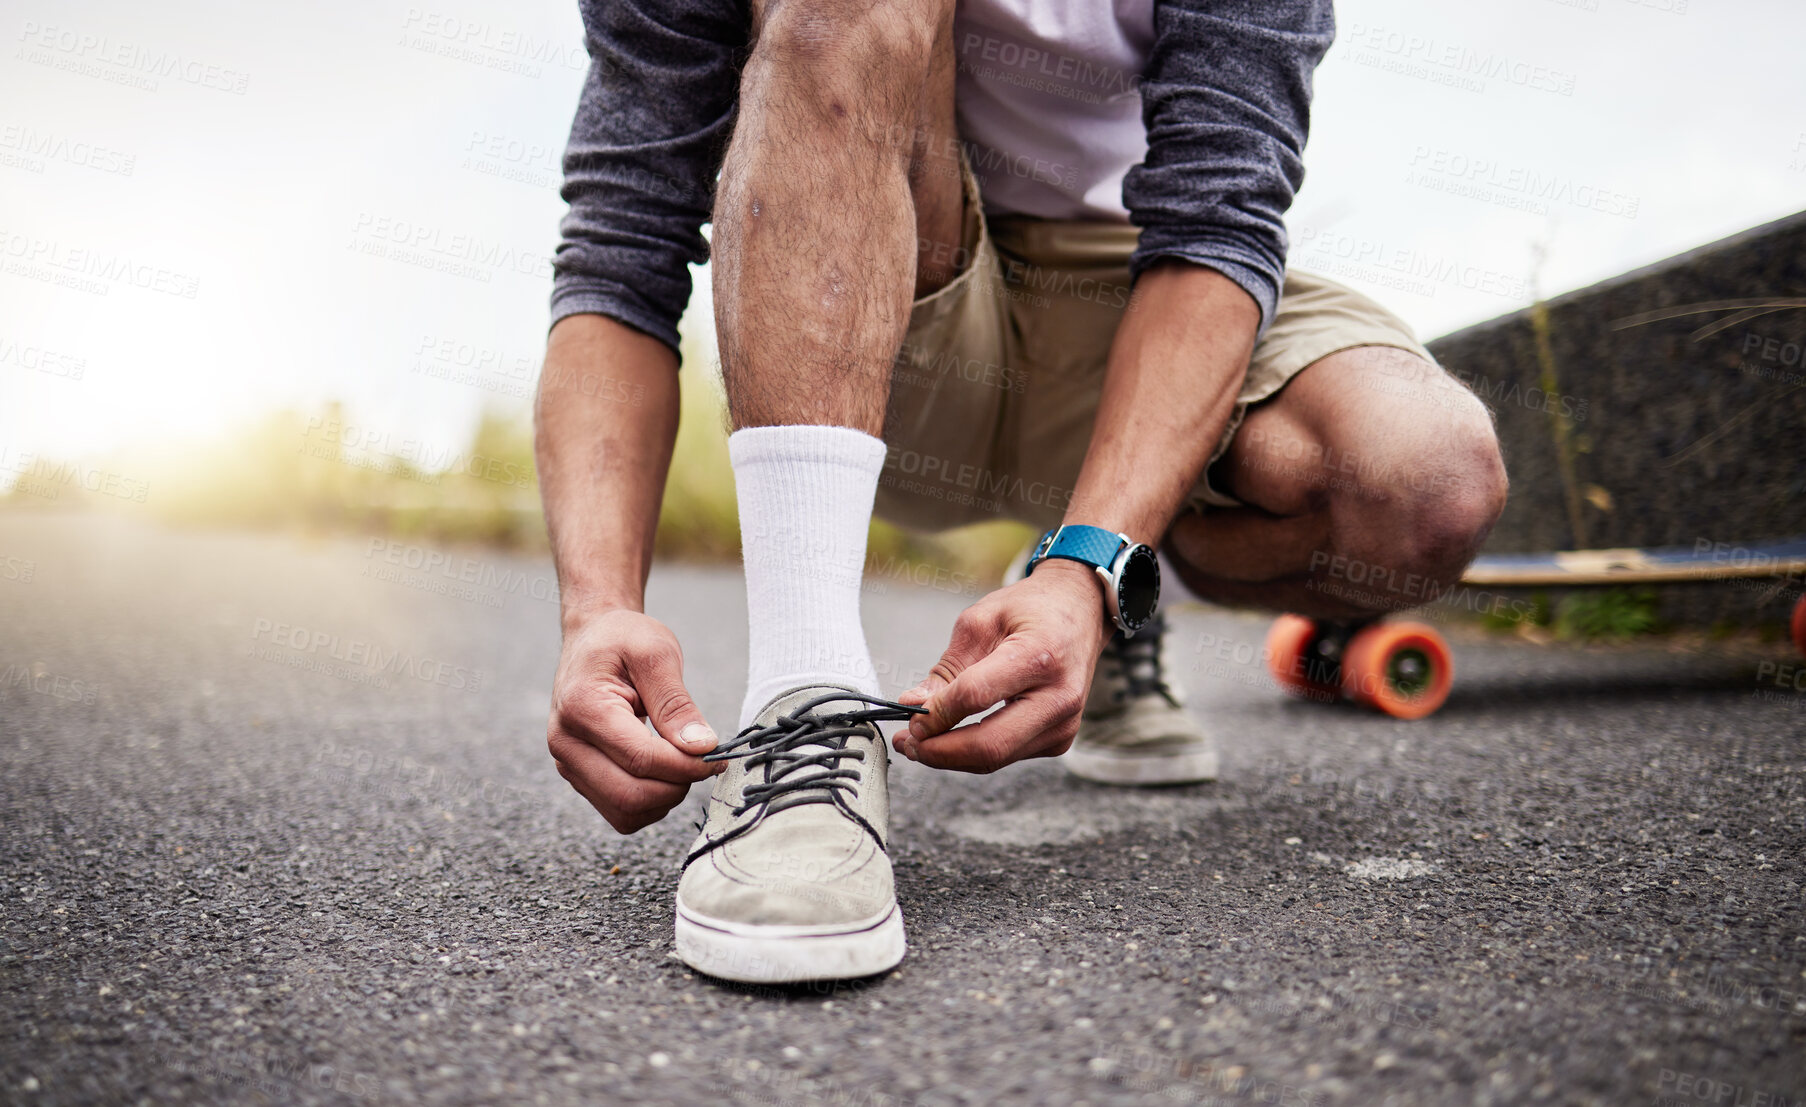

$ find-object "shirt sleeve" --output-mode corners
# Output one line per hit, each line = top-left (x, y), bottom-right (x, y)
(1122, 0), (1334, 334)
(551, 0), (747, 354)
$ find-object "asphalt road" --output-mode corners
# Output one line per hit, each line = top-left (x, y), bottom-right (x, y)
(2, 512), (1803, 1107)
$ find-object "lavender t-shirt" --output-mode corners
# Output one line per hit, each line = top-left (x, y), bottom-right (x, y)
(954, 0), (1155, 222)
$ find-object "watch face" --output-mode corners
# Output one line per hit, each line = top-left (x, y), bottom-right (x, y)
(1116, 545), (1160, 631)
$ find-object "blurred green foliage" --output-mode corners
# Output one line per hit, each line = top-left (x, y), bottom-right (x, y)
(1553, 587), (1662, 640)
(1477, 590), (1551, 633)
(2, 349), (1029, 590)
(7, 403), (547, 548)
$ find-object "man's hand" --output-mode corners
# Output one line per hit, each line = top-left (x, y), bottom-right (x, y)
(895, 560), (1113, 772)
(889, 262), (1257, 778)
(546, 608), (721, 833)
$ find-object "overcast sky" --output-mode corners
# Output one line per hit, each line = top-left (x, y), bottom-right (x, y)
(3, 0), (1803, 467)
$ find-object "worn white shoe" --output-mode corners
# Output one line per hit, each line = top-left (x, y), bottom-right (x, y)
(1064, 614), (1219, 785)
(674, 685), (919, 983)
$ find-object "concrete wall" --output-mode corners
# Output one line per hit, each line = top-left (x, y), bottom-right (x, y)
(1424, 209), (1806, 627)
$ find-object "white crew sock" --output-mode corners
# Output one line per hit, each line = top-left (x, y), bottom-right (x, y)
(730, 424), (887, 730)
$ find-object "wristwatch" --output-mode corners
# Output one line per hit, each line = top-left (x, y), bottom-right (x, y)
(1025, 524), (1160, 636)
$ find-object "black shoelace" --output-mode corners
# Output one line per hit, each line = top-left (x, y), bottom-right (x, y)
(1106, 614), (1180, 708)
(703, 692), (926, 818)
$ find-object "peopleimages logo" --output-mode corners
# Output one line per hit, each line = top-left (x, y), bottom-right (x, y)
(413, 332), (536, 381)
(1405, 147), (1640, 219)
(249, 619), (483, 694)
(1295, 227), (1529, 301)
(398, 7), (587, 73)
(0, 228), (201, 298)
(15, 21), (251, 94)
(0, 448), (149, 504)
(362, 538), (561, 606)
(956, 30), (1140, 106)
(892, 340), (1030, 395)
(1339, 22), (1577, 96)
(881, 447), (1074, 514)
(0, 336), (85, 380)
(347, 212), (553, 283)
(1, 662), (98, 705)
(0, 123), (136, 176)
(299, 415), (536, 490)
(1655, 1069), (1801, 1107)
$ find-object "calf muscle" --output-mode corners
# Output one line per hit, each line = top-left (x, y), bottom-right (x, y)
(713, 0), (958, 434)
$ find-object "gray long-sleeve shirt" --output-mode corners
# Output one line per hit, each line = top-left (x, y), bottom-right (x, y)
(550, 0), (1334, 353)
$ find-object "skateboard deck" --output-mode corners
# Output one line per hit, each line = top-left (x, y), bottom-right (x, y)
(1463, 537), (1806, 587)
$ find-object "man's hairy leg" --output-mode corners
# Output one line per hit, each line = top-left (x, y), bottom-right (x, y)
(711, 0), (960, 725)
(713, 0), (960, 434)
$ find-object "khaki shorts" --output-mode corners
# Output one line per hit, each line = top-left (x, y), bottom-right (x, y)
(874, 165), (1435, 534)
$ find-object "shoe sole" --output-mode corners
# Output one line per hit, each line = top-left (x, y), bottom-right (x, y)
(1061, 745), (1220, 786)
(674, 902), (906, 984)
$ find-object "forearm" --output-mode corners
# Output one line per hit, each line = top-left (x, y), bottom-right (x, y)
(535, 313), (680, 629)
(1063, 261), (1261, 543)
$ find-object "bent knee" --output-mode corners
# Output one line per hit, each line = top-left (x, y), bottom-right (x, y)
(1337, 414), (1508, 580)
(753, 0), (943, 99)
(1407, 461), (1507, 574)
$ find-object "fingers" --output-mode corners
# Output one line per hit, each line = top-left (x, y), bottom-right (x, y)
(626, 638), (716, 755)
(900, 604), (1003, 730)
(909, 685), (1081, 774)
(907, 635), (1049, 742)
(554, 685), (719, 787)
(546, 610), (726, 835)
(549, 732), (692, 833)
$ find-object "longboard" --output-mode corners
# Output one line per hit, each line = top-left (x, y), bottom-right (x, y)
(1265, 536), (1806, 719)
(1463, 537), (1806, 587)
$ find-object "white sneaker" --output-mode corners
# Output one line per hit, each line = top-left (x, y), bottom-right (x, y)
(674, 685), (919, 983)
(1064, 614), (1219, 785)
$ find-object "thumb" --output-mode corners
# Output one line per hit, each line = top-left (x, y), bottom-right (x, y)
(628, 646), (716, 755)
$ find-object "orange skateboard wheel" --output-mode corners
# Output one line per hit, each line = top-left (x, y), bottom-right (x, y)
(1265, 614), (1338, 703)
(1791, 595), (1806, 657)
(1340, 621), (1453, 720)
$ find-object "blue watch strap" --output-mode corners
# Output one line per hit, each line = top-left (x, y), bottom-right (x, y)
(1030, 525), (1124, 571)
